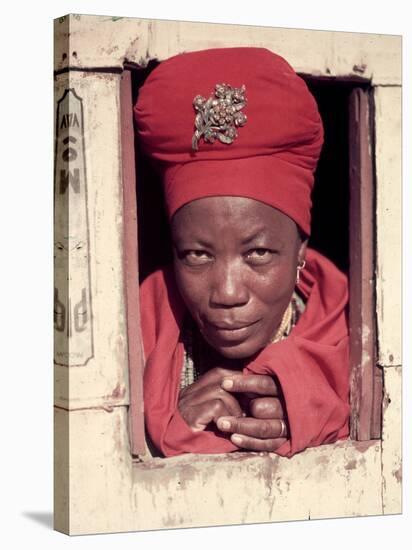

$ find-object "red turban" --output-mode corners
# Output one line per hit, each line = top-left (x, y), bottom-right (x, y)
(134, 47), (323, 236)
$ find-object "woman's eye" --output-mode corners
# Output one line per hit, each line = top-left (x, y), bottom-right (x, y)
(181, 250), (212, 266)
(245, 248), (274, 264)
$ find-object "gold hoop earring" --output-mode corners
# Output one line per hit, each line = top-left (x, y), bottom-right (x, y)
(296, 260), (306, 285)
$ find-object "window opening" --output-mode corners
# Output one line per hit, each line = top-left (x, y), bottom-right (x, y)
(122, 62), (381, 458)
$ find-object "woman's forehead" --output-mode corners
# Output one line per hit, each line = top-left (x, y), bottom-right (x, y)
(171, 196), (297, 239)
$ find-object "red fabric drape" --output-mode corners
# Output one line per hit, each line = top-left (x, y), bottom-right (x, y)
(137, 248), (349, 458)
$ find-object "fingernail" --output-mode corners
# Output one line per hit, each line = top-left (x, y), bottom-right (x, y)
(231, 434), (242, 445)
(222, 379), (233, 390)
(220, 420), (231, 430)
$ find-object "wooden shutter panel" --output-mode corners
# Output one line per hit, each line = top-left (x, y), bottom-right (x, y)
(120, 68), (147, 457)
(348, 87), (382, 440)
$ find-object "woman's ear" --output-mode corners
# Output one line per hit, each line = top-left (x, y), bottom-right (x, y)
(297, 238), (308, 264)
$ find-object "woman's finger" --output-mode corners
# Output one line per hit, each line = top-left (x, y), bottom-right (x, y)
(182, 398), (232, 431)
(221, 374), (279, 396)
(230, 433), (287, 452)
(180, 367), (242, 397)
(180, 382), (244, 418)
(217, 416), (288, 439)
(249, 397), (283, 419)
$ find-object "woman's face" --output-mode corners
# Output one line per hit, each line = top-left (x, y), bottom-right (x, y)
(171, 196), (307, 360)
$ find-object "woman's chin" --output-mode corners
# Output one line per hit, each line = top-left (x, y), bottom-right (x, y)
(199, 319), (270, 361)
(206, 337), (266, 361)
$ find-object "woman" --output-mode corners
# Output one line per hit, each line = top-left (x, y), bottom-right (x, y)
(132, 47), (350, 458)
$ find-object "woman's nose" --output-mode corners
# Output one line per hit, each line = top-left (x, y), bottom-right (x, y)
(209, 262), (249, 307)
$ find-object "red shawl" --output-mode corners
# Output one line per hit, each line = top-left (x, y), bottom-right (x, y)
(138, 248), (350, 458)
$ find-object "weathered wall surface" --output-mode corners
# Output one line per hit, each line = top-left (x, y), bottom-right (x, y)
(54, 15), (401, 85)
(54, 70), (129, 411)
(373, 84), (402, 517)
(54, 14), (402, 535)
(375, 86), (402, 368)
(57, 404), (383, 535)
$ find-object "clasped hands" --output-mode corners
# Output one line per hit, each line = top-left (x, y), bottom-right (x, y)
(178, 368), (288, 452)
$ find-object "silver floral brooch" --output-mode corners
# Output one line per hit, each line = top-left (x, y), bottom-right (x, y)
(192, 83), (247, 151)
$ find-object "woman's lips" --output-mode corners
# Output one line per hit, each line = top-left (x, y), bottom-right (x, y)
(204, 319), (260, 342)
